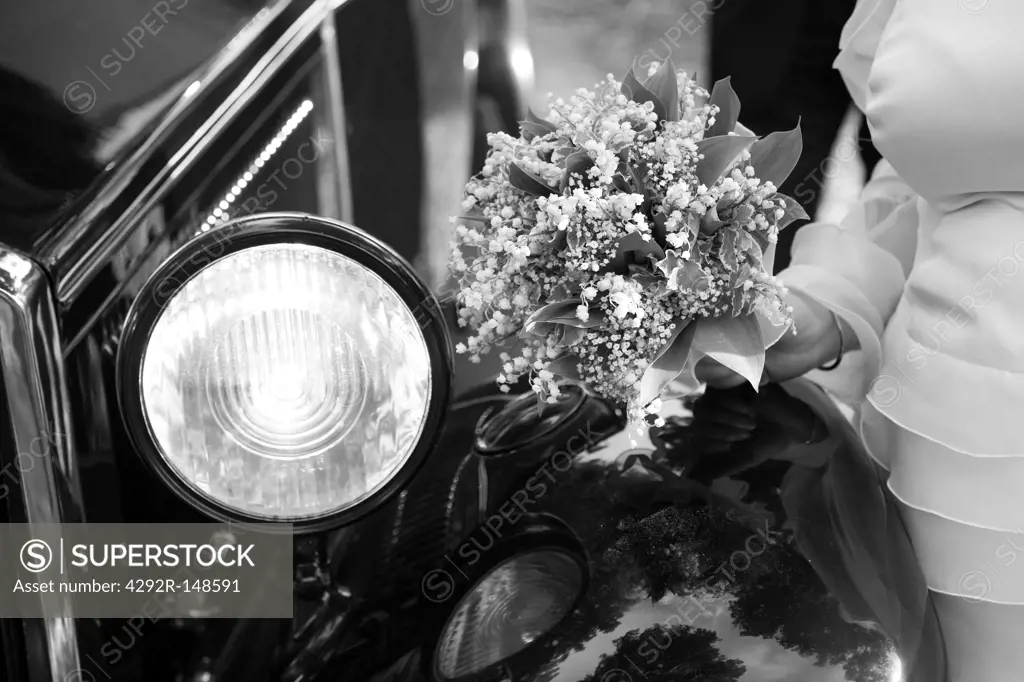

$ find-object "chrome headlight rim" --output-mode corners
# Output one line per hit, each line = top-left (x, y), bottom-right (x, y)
(427, 513), (590, 681)
(115, 212), (453, 534)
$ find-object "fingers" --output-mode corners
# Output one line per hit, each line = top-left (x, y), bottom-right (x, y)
(687, 390), (759, 457)
(755, 386), (822, 439)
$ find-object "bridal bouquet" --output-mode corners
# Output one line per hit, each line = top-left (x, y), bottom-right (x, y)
(447, 59), (807, 425)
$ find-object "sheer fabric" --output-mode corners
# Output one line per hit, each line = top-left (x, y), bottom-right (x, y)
(777, 1), (1024, 678)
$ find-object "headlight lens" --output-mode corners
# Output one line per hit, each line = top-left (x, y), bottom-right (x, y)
(435, 550), (584, 679)
(140, 242), (431, 521)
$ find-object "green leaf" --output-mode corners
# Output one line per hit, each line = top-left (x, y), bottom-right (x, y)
(527, 108), (558, 132)
(771, 192), (810, 231)
(761, 240), (777, 275)
(552, 145), (576, 163)
(639, 318), (697, 405)
(547, 229), (568, 252)
(694, 135), (757, 187)
(706, 77), (741, 138)
(748, 119), (803, 188)
(607, 230), (665, 272)
(672, 261), (710, 291)
(735, 230), (763, 264)
(731, 286), (748, 316)
(520, 109), (558, 142)
(628, 164), (647, 193)
(718, 228), (740, 270)
(699, 205), (727, 235)
(547, 283), (571, 302)
(524, 299), (606, 330)
(655, 249), (709, 291)
(675, 215), (700, 256)
(642, 58), (680, 122)
(648, 212), (667, 249)
(654, 249), (683, 278)
(750, 229), (771, 252)
(627, 264), (661, 288)
(758, 307), (792, 349)
(611, 160), (633, 193)
(562, 312), (607, 329)
(546, 354), (582, 381)
(520, 121), (556, 142)
(621, 61), (667, 126)
(558, 325), (586, 346)
(561, 150), (595, 192)
(734, 121), (756, 137)
(690, 313), (766, 390)
(525, 299), (578, 326)
(696, 237), (714, 257)
(734, 203), (755, 224)
(509, 164), (554, 197)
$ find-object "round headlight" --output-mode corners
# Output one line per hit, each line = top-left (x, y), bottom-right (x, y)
(435, 549), (584, 679)
(427, 514), (589, 681)
(117, 213), (451, 531)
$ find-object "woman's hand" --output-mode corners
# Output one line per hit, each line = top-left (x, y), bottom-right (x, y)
(684, 383), (828, 479)
(695, 288), (845, 387)
(763, 289), (845, 382)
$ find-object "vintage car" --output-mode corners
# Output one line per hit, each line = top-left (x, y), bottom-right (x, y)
(0, 1), (945, 681)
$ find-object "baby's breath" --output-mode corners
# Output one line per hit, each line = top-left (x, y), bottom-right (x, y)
(448, 67), (793, 424)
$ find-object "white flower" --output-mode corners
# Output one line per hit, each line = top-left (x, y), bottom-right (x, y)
(666, 232), (688, 249)
(445, 65), (792, 427)
(609, 291), (632, 318)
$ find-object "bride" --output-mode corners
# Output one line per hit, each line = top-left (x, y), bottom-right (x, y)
(698, 0), (1024, 678)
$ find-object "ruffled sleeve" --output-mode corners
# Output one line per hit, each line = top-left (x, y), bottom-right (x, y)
(833, 0), (898, 112)
(778, 159), (919, 404)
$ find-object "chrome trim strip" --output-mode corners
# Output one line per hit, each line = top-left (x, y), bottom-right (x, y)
(51, 0), (355, 305)
(37, 0), (292, 270)
(320, 8), (354, 224)
(0, 249), (81, 682)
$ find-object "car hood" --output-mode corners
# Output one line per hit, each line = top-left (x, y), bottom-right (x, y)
(301, 378), (947, 682)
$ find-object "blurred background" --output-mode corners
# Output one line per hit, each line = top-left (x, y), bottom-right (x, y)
(523, 0), (864, 227)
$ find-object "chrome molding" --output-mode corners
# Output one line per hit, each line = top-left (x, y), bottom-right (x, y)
(0, 249), (81, 682)
(46, 0), (356, 306)
(36, 0), (292, 276)
(319, 8), (354, 224)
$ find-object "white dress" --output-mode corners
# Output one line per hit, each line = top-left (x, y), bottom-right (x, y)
(778, 0), (1024, 678)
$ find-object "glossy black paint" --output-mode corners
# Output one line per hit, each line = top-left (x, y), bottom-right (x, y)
(115, 212), (453, 534)
(302, 378), (947, 682)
